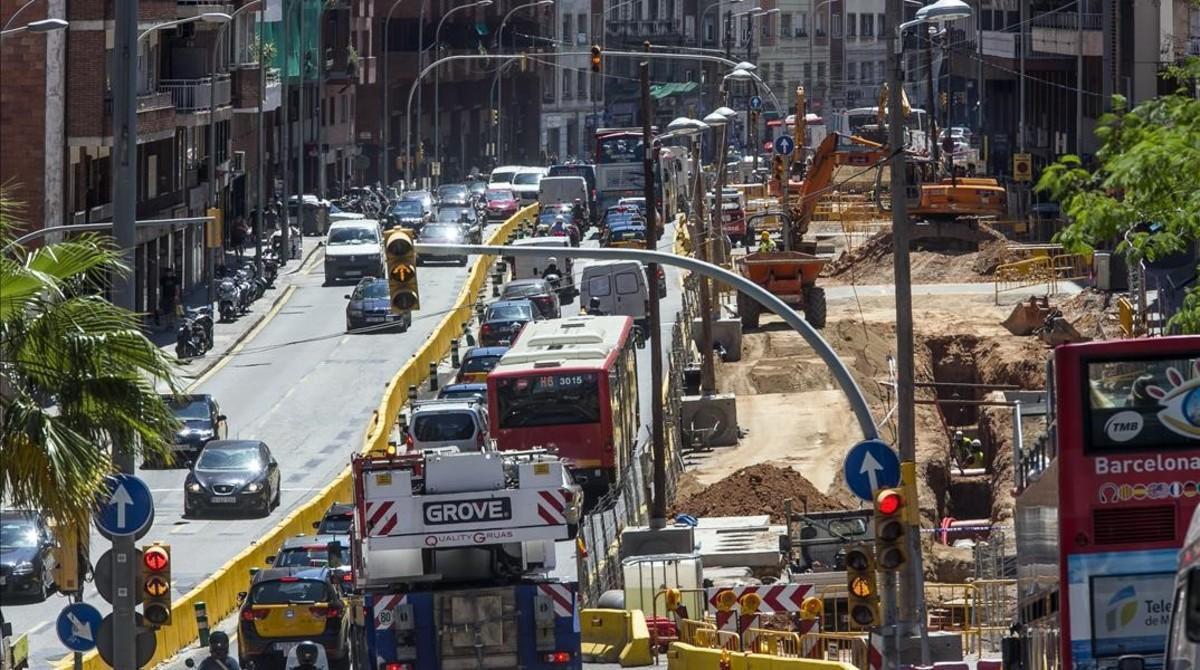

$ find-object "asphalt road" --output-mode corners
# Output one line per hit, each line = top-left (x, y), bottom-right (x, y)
(4, 242), (480, 668)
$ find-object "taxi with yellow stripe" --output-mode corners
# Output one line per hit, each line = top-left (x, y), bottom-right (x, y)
(237, 566), (350, 669)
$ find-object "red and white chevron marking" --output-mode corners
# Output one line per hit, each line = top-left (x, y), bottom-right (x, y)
(364, 500), (398, 537)
(538, 583), (574, 618)
(868, 631), (884, 670)
(799, 618), (821, 657)
(705, 584), (814, 613)
(536, 489), (570, 525)
(373, 593), (408, 630)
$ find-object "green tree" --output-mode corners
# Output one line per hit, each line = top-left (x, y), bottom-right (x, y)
(1037, 58), (1200, 331)
(0, 188), (180, 529)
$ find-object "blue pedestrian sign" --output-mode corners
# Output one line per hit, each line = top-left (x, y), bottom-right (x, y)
(57, 602), (103, 652)
(94, 474), (154, 537)
(773, 134), (795, 156)
(843, 439), (901, 502)
(749, 95), (763, 111)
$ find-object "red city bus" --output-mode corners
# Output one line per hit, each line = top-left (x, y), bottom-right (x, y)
(1015, 336), (1200, 670)
(487, 315), (640, 495)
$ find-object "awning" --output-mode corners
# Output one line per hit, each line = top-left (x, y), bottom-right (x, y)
(649, 82), (699, 99)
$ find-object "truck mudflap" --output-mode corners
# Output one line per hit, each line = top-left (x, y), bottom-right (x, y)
(363, 583), (581, 670)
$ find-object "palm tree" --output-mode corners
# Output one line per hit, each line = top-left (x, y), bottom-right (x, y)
(0, 187), (180, 529)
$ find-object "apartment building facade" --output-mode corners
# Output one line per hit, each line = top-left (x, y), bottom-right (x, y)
(539, 0), (594, 161)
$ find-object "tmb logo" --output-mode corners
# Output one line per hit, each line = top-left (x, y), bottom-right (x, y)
(1104, 410), (1144, 443)
(424, 498), (513, 525)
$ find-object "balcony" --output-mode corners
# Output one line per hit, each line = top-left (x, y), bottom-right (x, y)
(323, 47), (359, 82)
(1030, 11), (1101, 56)
(176, 0), (232, 19)
(231, 66), (281, 112)
(159, 75), (232, 114)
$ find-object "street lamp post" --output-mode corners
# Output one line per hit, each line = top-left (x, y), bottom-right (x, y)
(432, 0), (492, 186)
(495, 0), (553, 164)
(381, 0), (405, 186)
(0, 16), (66, 37)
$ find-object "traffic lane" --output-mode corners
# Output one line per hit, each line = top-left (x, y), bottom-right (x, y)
(8, 258), (475, 668)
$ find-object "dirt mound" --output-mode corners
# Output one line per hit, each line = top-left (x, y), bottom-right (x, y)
(1057, 288), (1121, 340)
(821, 231), (1006, 285)
(672, 464), (843, 523)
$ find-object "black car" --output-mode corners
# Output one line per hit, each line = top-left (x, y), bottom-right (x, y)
(184, 440), (281, 517)
(314, 502), (354, 535)
(417, 224), (468, 266)
(156, 394), (227, 467)
(436, 183), (471, 207)
(435, 205), (482, 243)
(385, 200), (429, 231)
(345, 277), (411, 332)
(478, 299), (542, 347)
(0, 510), (56, 601)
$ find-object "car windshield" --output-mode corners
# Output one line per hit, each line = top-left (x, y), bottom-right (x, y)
(275, 546), (342, 568)
(0, 519), (38, 548)
(496, 372), (601, 428)
(413, 412), (477, 443)
(538, 213), (569, 225)
(513, 172), (541, 185)
(487, 303), (532, 321)
(391, 202), (423, 216)
(168, 398), (210, 421)
(438, 186), (468, 198)
(250, 579), (330, 605)
(358, 281), (389, 299)
(486, 190), (514, 201)
(422, 226), (461, 240)
(197, 445), (262, 471)
(467, 182), (486, 194)
(462, 355), (502, 374)
(440, 388), (486, 400)
(328, 227), (378, 245)
(318, 514), (353, 534)
(436, 208), (472, 222)
(491, 171), (515, 184)
(503, 283), (545, 298)
(606, 213), (640, 228)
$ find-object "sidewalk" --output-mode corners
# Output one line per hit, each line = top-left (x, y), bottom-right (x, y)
(153, 235), (324, 391)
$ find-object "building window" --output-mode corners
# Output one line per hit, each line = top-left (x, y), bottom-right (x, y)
(761, 13), (771, 37)
(815, 11), (826, 37)
(817, 61), (826, 86)
(542, 71), (554, 102)
(341, 93), (348, 123)
(704, 16), (715, 42)
(666, 0), (675, 19)
(774, 62), (783, 86)
(563, 70), (573, 100)
(831, 12), (842, 38)
(846, 12), (856, 37)
(577, 12), (588, 42)
(562, 14), (571, 41)
(878, 13), (885, 34)
(780, 12), (791, 37)
(803, 62), (812, 86)
(847, 61), (857, 83)
(862, 62), (872, 82)
(797, 12), (807, 36)
(578, 69), (587, 98)
(861, 13), (873, 38)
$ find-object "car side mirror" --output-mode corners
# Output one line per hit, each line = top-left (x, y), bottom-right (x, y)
(312, 521), (321, 529)
(237, 591), (248, 602)
(344, 294), (351, 300)
(185, 460), (195, 470)
(264, 555), (275, 564)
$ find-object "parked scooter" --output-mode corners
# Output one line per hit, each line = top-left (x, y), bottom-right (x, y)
(184, 305), (214, 349)
(261, 251), (279, 287)
(235, 268), (255, 314)
(217, 276), (240, 322)
(176, 307), (212, 360)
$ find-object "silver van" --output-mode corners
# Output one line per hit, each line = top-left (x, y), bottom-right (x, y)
(507, 236), (577, 303)
(580, 260), (649, 331)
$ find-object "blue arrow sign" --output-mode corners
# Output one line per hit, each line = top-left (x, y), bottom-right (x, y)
(773, 135), (795, 156)
(843, 439), (901, 502)
(94, 474), (153, 537)
(749, 95), (763, 111)
(57, 602), (103, 652)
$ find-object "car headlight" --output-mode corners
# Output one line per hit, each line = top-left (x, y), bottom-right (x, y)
(244, 482), (262, 493)
(13, 561), (34, 576)
(187, 482), (203, 493)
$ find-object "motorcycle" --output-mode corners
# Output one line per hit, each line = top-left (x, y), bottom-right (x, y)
(235, 268), (255, 314)
(184, 305), (214, 349)
(261, 252), (279, 287)
(175, 311), (209, 360)
(217, 277), (240, 322)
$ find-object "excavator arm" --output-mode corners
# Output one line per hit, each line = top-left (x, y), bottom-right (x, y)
(787, 133), (889, 245)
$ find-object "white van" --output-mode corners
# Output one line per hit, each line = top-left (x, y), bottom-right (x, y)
(324, 219), (384, 284)
(488, 165), (525, 189)
(507, 236), (576, 303)
(581, 260), (649, 331)
(538, 175), (589, 211)
(510, 167), (548, 205)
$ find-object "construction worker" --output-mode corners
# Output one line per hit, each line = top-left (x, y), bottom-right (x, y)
(757, 230), (777, 253)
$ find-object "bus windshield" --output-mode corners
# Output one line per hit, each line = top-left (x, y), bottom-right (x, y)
(496, 373), (601, 428)
(597, 135), (644, 164)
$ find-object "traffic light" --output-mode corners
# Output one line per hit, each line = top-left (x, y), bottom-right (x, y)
(385, 228), (420, 312)
(772, 154), (785, 183)
(939, 91), (949, 109)
(874, 487), (908, 572)
(844, 543), (879, 628)
(140, 542), (172, 626)
(491, 109), (499, 126)
(590, 45), (602, 73)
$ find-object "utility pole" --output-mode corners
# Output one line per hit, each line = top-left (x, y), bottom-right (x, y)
(640, 61), (667, 529)
(298, 0), (307, 209)
(887, 0), (929, 664)
(111, 0), (138, 662)
(692, 132), (716, 393)
(256, 7), (266, 272)
(280, 0), (291, 266)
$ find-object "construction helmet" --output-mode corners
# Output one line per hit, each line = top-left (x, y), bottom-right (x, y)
(760, 230), (770, 241)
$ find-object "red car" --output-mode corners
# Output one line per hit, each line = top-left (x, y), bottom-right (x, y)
(485, 188), (520, 222)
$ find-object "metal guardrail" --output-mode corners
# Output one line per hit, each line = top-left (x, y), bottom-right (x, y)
(159, 75), (232, 112)
(993, 256), (1056, 304)
(799, 632), (869, 666)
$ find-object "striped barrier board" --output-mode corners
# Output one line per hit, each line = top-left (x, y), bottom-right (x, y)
(705, 584), (815, 613)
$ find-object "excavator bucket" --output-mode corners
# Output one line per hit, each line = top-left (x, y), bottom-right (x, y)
(1041, 316), (1090, 346)
(1002, 296), (1052, 336)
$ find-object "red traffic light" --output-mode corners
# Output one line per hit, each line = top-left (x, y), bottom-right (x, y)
(143, 546), (169, 571)
(876, 489), (902, 516)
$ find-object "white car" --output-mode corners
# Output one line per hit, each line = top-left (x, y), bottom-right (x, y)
(510, 167), (548, 206)
(406, 399), (489, 453)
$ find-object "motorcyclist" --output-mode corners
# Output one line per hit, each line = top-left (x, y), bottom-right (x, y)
(195, 631), (240, 670)
(551, 215), (568, 237)
(289, 641), (324, 670)
(571, 198), (585, 224)
(586, 296), (606, 316)
(542, 256), (561, 282)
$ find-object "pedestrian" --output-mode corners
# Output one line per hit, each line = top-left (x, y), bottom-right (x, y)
(159, 267), (179, 331)
(757, 230), (777, 253)
(231, 216), (246, 258)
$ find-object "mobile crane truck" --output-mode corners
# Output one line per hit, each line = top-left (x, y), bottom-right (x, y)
(348, 447), (584, 670)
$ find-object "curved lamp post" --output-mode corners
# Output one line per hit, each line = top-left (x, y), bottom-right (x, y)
(494, 0), (554, 164)
(431, 0), (492, 185)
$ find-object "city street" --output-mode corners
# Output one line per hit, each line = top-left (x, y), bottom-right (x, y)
(4, 243), (479, 668)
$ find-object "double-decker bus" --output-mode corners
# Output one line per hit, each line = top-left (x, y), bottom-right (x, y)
(487, 315), (640, 495)
(1014, 336), (1200, 670)
(595, 128), (656, 217)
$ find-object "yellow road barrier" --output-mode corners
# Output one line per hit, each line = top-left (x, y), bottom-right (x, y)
(665, 642), (859, 670)
(619, 609), (654, 667)
(994, 256), (1056, 304)
(581, 609), (633, 663)
(58, 206), (536, 670)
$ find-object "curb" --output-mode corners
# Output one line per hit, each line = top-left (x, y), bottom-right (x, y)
(177, 241), (322, 390)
